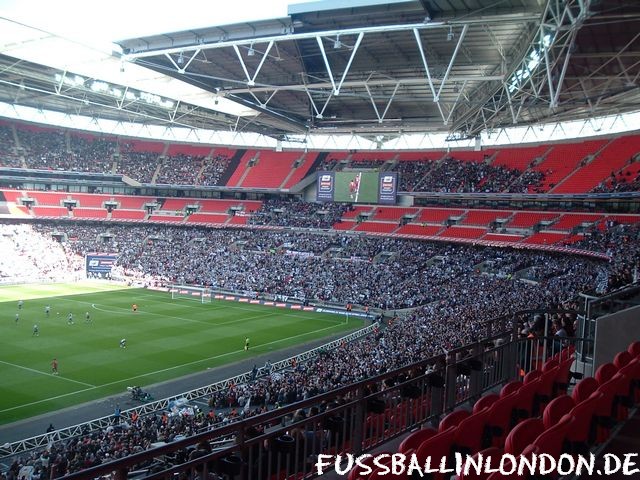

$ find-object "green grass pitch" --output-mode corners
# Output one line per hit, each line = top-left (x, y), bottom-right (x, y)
(333, 171), (380, 203)
(0, 282), (361, 426)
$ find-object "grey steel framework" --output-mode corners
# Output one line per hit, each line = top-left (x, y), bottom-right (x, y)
(0, 0), (638, 140)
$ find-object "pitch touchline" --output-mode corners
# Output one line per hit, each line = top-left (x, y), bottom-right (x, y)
(0, 323), (343, 414)
(0, 359), (95, 388)
(136, 293), (346, 324)
(83, 298), (326, 329)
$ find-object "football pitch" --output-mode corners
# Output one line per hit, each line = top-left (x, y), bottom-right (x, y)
(334, 171), (379, 203)
(0, 282), (361, 426)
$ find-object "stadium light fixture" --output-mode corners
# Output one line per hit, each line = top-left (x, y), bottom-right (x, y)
(177, 52), (184, 65)
(334, 35), (341, 49)
(447, 26), (454, 41)
(247, 44), (255, 56)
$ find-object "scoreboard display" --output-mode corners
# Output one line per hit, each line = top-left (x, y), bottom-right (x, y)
(85, 253), (118, 277)
(316, 171), (398, 204)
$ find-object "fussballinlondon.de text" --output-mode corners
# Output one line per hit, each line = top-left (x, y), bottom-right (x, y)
(316, 452), (640, 477)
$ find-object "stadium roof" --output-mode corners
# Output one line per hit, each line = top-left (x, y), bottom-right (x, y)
(0, 0), (639, 141)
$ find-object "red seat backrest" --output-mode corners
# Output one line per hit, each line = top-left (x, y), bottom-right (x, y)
(614, 351), (633, 369)
(572, 377), (598, 403)
(414, 426), (457, 480)
(398, 427), (437, 455)
(439, 410), (470, 432)
(486, 391), (519, 445)
(504, 418), (544, 456)
(628, 341), (640, 358)
(543, 395), (575, 429)
(473, 394), (499, 414)
(533, 414), (572, 459)
(500, 380), (522, 396)
(455, 407), (491, 453)
(566, 391), (602, 444)
(595, 363), (618, 385)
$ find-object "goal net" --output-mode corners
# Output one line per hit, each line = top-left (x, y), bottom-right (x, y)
(170, 285), (212, 303)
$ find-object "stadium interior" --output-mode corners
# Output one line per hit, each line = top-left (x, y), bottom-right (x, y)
(0, 1), (640, 480)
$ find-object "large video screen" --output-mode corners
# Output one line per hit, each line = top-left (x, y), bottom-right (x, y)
(316, 171), (398, 204)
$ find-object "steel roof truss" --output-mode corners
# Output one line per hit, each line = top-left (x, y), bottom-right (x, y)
(364, 81), (400, 124)
(315, 32), (364, 96)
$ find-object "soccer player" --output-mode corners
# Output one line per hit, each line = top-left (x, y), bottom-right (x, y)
(33, 324), (39, 336)
(85, 311), (91, 323)
(120, 338), (127, 348)
(45, 305), (51, 317)
(15, 313), (19, 325)
(51, 358), (58, 375)
(244, 337), (250, 351)
(18, 300), (24, 310)
(67, 312), (74, 325)
(132, 304), (138, 313)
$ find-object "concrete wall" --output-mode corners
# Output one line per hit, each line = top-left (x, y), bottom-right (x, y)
(594, 304), (640, 369)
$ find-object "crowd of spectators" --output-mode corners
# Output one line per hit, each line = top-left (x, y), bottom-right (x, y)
(198, 154), (232, 186)
(3, 219), (639, 477)
(0, 124), (22, 168)
(592, 166), (640, 193)
(155, 155), (205, 185)
(248, 199), (349, 229)
(506, 170), (546, 193)
(17, 128), (67, 171)
(116, 149), (160, 184)
(0, 224), (83, 283)
(2, 127), (115, 173)
(395, 159), (435, 191)
(65, 135), (115, 173)
(417, 157), (523, 193)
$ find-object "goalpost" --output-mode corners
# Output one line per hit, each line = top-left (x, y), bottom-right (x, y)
(170, 285), (212, 304)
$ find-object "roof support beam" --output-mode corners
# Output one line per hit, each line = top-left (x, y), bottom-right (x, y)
(224, 74), (504, 95)
(436, 24), (468, 101)
(315, 33), (364, 96)
(364, 82), (400, 124)
(123, 13), (542, 60)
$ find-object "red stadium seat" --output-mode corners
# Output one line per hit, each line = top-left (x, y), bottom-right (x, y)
(566, 391), (602, 452)
(439, 410), (470, 432)
(454, 406), (492, 454)
(398, 427), (437, 455)
(619, 357), (640, 404)
(595, 362), (618, 385)
(532, 413), (572, 459)
(542, 357), (559, 372)
(414, 426), (457, 480)
(614, 351), (633, 369)
(504, 418), (544, 456)
(499, 380), (522, 396)
(572, 377), (599, 403)
(534, 366), (558, 414)
(473, 394), (499, 413)
(485, 391), (520, 447)
(542, 395), (575, 430)
(513, 373), (541, 420)
(628, 341), (640, 358)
